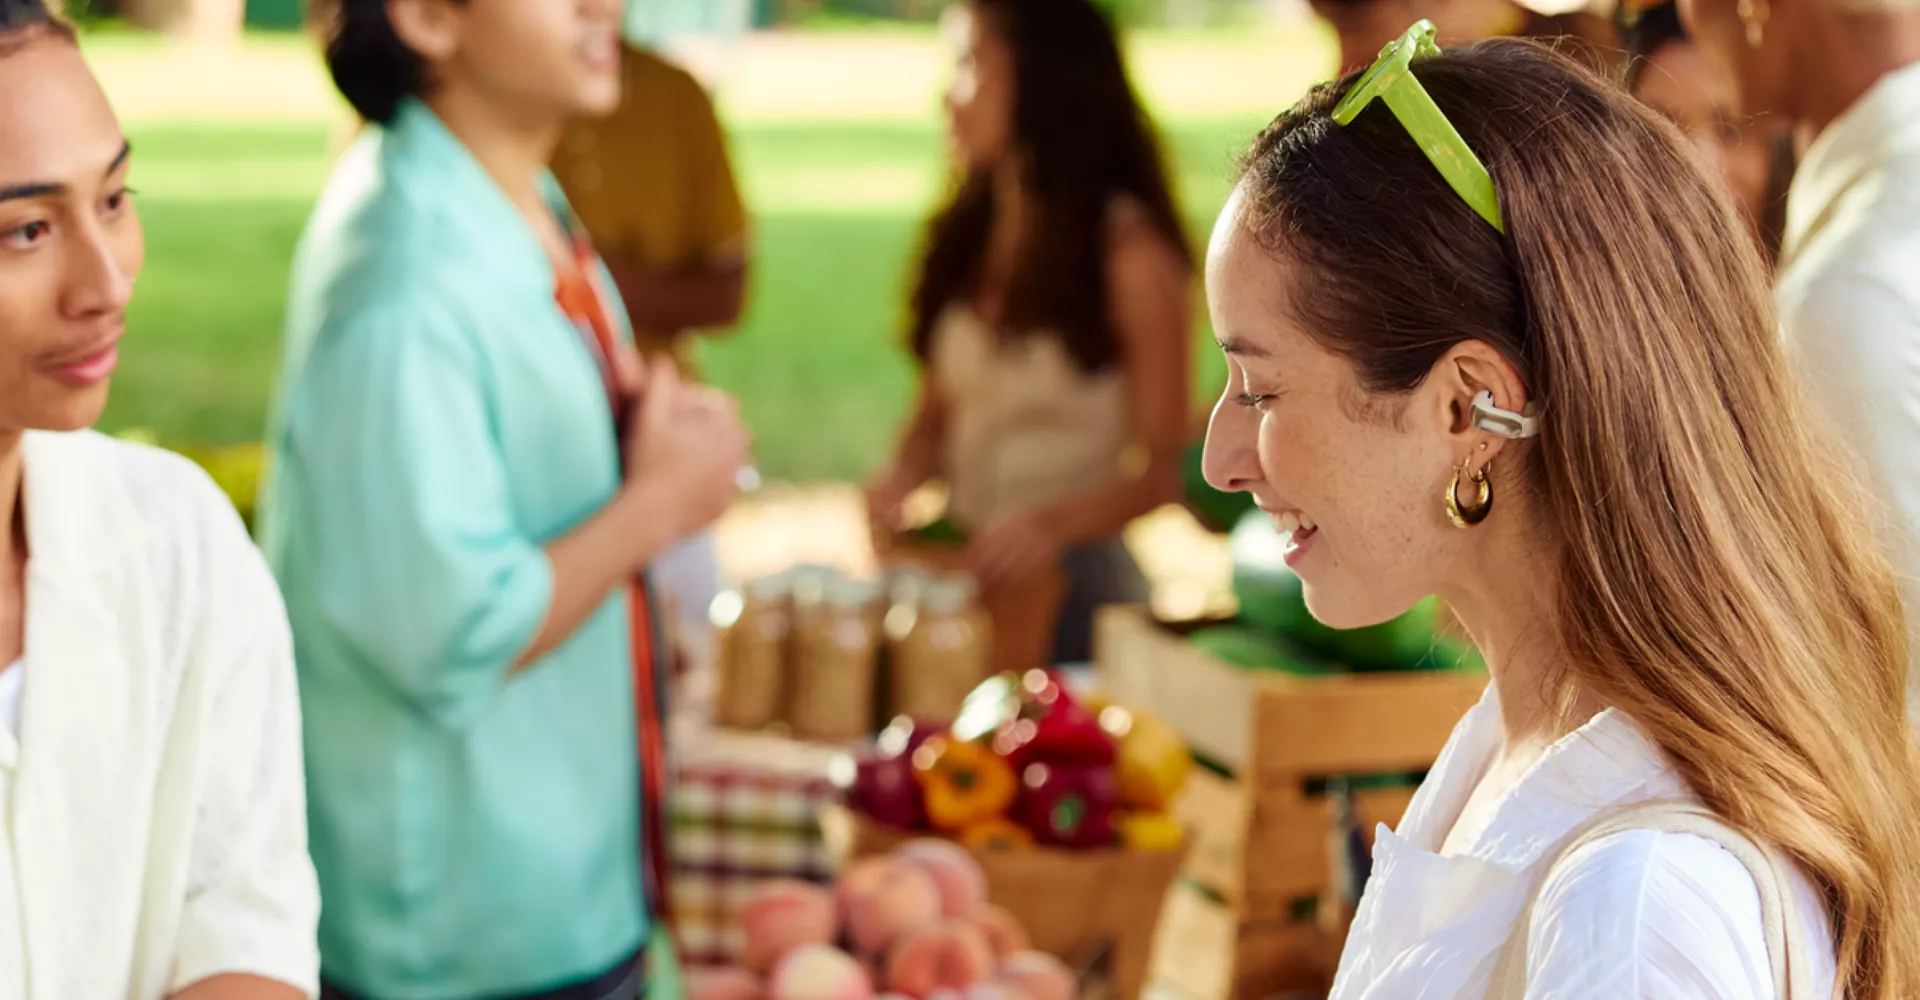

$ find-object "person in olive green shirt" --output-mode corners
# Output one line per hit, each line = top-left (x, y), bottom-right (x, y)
(552, 44), (751, 692)
(553, 44), (748, 376)
(262, 0), (749, 996)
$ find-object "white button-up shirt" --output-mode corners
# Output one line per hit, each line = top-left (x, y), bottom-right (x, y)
(0, 431), (319, 999)
(1329, 688), (1835, 999)
(1776, 61), (1920, 714)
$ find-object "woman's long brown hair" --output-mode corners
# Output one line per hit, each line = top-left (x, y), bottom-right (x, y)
(1237, 39), (1920, 995)
(907, 0), (1190, 373)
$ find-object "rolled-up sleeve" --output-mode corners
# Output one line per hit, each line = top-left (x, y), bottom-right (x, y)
(1786, 268), (1920, 711)
(169, 477), (322, 996)
(293, 300), (553, 728)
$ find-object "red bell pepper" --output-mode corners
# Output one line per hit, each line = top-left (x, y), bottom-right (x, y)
(834, 750), (927, 830)
(990, 671), (1115, 769)
(1017, 761), (1118, 848)
(876, 714), (948, 760)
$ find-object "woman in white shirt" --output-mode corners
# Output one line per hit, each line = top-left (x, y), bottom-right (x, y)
(0, 2), (320, 997)
(1203, 25), (1920, 1000)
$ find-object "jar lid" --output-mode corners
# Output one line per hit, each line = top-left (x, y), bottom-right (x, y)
(743, 572), (791, 600)
(923, 574), (978, 613)
(885, 566), (934, 605)
(827, 578), (884, 609)
(789, 564), (843, 606)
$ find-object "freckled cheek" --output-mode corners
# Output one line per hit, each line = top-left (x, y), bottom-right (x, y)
(1253, 414), (1332, 501)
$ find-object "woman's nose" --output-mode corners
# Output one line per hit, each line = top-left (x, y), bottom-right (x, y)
(1202, 396), (1263, 495)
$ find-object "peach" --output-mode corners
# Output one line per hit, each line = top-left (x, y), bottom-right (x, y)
(845, 862), (943, 955)
(993, 952), (1074, 1000)
(885, 920), (996, 998)
(836, 856), (898, 924)
(768, 945), (875, 1000)
(893, 839), (987, 919)
(742, 879), (840, 973)
(962, 986), (1033, 1000)
(688, 967), (766, 1000)
(968, 904), (1029, 960)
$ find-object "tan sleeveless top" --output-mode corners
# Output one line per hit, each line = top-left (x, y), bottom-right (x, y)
(931, 304), (1128, 531)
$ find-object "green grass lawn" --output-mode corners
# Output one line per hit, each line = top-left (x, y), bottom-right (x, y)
(98, 36), (1306, 482)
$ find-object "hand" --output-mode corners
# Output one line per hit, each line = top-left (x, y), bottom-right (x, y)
(624, 358), (751, 541)
(864, 470), (915, 539)
(966, 510), (1063, 590)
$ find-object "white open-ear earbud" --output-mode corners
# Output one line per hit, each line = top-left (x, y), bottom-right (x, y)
(1470, 391), (1541, 440)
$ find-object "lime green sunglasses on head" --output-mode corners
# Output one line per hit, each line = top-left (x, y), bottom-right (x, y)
(1331, 20), (1505, 234)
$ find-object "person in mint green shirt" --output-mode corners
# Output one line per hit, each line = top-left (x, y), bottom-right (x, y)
(259, 0), (750, 996)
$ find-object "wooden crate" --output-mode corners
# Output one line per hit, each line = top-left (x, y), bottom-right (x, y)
(1148, 881), (1337, 1000)
(1096, 605), (1483, 995)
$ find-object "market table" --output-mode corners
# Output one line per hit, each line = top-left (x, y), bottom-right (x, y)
(668, 728), (844, 967)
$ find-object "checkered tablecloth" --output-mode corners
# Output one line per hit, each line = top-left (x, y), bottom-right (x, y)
(668, 729), (846, 967)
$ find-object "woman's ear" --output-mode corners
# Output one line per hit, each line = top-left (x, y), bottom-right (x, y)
(386, 0), (463, 65)
(1427, 339), (1530, 465)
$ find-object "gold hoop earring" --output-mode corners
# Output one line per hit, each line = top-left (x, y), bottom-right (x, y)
(1446, 463), (1492, 529)
(1737, 0), (1769, 47)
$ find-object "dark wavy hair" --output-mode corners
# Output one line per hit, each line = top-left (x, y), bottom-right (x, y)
(907, 0), (1191, 374)
(312, 0), (453, 124)
(0, 0), (72, 55)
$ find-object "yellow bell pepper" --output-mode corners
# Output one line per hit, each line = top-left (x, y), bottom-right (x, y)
(1116, 810), (1185, 852)
(1099, 705), (1194, 810)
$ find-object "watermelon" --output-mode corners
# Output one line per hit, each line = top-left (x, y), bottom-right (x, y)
(1186, 625), (1334, 676)
(903, 516), (967, 548)
(1228, 509), (1446, 672)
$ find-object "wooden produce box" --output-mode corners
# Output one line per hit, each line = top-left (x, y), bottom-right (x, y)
(1149, 881), (1337, 1000)
(821, 804), (1184, 1000)
(1094, 606), (1485, 996)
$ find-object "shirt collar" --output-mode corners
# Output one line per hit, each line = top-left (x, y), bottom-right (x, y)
(21, 431), (146, 596)
(380, 97), (568, 296)
(1783, 60), (1920, 264)
(1394, 686), (1682, 871)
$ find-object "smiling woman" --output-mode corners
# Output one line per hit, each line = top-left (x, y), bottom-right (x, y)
(1203, 24), (1920, 1000)
(0, 1), (320, 998)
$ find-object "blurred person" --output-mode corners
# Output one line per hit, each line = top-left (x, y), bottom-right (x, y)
(551, 43), (749, 691)
(865, 0), (1194, 665)
(1311, 0), (1614, 75)
(1618, 0), (1795, 262)
(0, 1), (319, 996)
(264, 0), (750, 997)
(1680, 0), (1920, 712)
(1207, 27), (1920, 998)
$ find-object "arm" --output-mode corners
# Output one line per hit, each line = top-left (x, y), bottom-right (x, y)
(166, 475), (320, 999)
(1039, 221), (1192, 542)
(172, 976), (306, 1000)
(1522, 831), (1785, 998)
(517, 365), (746, 667)
(881, 380), (949, 494)
(867, 380), (949, 533)
(968, 218), (1191, 584)
(294, 309), (738, 727)
(600, 253), (745, 337)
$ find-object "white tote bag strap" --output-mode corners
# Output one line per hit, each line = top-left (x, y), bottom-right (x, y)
(1486, 800), (1814, 1000)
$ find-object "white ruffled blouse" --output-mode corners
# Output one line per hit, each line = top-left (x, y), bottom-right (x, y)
(1329, 688), (1837, 999)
